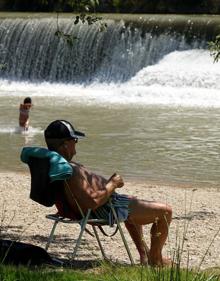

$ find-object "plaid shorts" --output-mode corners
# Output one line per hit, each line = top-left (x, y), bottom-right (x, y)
(91, 193), (131, 226)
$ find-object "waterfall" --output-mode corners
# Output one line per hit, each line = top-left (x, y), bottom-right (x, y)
(0, 15), (215, 84)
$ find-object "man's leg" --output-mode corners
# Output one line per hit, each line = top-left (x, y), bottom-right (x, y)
(126, 198), (172, 266)
(124, 220), (150, 264)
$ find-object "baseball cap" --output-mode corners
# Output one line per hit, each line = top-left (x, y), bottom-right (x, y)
(44, 120), (85, 140)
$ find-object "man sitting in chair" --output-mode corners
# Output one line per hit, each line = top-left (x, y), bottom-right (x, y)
(44, 120), (172, 267)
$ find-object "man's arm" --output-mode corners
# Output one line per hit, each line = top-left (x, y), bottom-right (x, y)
(66, 170), (124, 211)
(66, 170), (98, 210)
(90, 173), (124, 207)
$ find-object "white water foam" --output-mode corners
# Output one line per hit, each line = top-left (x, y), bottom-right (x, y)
(0, 126), (43, 135)
(0, 49), (220, 107)
(129, 49), (220, 89)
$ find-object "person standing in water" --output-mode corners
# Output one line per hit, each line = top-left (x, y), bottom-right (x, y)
(19, 97), (32, 131)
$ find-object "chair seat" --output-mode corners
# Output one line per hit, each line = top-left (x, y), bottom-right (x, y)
(46, 214), (108, 225)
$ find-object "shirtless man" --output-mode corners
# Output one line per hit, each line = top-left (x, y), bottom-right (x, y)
(44, 120), (172, 266)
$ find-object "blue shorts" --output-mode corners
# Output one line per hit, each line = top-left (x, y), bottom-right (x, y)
(91, 193), (131, 226)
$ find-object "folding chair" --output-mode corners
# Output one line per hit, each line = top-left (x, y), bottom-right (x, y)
(20, 147), (134, 265)
(45, 204), (134, 264)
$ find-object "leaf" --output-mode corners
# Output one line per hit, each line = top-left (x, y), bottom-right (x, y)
(84, 5), (90, 11)
(89, 0), (96, 7)
(0, 63), (7, 70)
(208, 35), (220, 63)
(74, 16), (79, 25)
(54, 30), (62, 37)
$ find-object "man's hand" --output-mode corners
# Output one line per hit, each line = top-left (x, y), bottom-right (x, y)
(108, 173), (124, 188)
(89, 172), (124, 207)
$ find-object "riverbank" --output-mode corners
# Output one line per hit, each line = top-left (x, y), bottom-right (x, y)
(0, 172), (219, 269)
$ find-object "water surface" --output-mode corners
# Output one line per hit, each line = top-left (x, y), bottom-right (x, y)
(1, 77), (220, 187)
(1, 15), (220, 188)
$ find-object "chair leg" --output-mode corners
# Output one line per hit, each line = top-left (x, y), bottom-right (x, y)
(111, 206), (135, 265)
(71, 210), (91, 259)
(45, 220), (59, 251)
(92, 225), (108, 260)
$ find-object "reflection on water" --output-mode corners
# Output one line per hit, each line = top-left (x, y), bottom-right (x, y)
(0, 95), (220, 188)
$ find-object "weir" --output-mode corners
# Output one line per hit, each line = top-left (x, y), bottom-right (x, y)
(0, 14), (220, 186)
(0, 14), (219, 83)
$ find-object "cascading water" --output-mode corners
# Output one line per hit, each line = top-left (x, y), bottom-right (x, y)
(0, 16), (209, 83)
(1, 14), (220, 187)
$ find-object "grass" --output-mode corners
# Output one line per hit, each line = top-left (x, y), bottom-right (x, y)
(0, 262), (219, 281)
(0, 189), (219, 281)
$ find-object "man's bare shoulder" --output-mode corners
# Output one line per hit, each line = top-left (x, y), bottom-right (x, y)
(69, 161), (85, 172)
(68, 161), (107, 189)
(69, 161), (88, 180)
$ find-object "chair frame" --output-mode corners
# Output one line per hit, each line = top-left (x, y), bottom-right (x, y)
(45, 206), (134, 264)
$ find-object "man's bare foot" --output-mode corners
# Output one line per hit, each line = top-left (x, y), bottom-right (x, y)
(148, 257), (173, 267)
(161, 257), (173, 267)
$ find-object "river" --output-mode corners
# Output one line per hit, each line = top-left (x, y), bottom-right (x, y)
(0, 14), (220, 188)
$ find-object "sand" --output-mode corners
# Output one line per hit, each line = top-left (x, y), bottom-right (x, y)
(0, 172), (219, 269)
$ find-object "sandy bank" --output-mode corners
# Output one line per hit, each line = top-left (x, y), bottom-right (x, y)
(0, 172), (219, 269)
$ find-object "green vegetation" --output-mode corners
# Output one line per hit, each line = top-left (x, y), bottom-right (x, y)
(1, 0), (220, 13)
(0, 262), (219, 281)
(209, 35), (220, 62)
